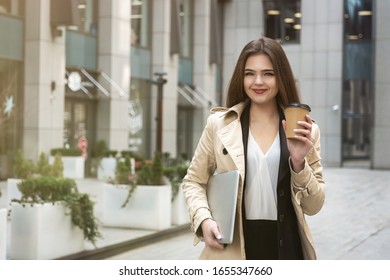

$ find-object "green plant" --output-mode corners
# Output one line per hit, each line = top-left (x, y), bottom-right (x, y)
(109, 155), (137, 208)
(50, 148), (82, 157)
(14, 176), (101, 245)
(103, 150), (118, 157)
(13, 149), (36, 179)
(91, 140), (108, 158)
(137, 151), (164, 185)
(163, 160), (189, 201)
(112, 152), (166, 208)
(51, 153), (64, 177)
(36, 152), (52, 176)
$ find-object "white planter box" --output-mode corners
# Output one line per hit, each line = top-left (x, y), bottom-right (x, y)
(97, 157), (116, 181)
(10, 202), (84, 260)
(49, 156), (85, 179)
(0, 208), (7, 260)
(101, 183), (172, 230)
(5, 178), (22, 208)
(171, 186), (190, 225)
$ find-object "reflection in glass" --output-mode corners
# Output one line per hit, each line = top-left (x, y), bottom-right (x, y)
(263, 0), (301, 44)
(0, 58), (22, 179)
(342, 0), (373, 160)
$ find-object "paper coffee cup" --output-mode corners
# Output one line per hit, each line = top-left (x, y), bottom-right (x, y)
(284, 103), (311, 139)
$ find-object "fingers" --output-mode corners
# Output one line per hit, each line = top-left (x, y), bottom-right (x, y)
(293, 115), (312, 139)
(201, 219), (225, 250)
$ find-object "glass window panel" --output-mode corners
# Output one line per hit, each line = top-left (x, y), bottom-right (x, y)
(179, 0), (192, 57)
(263, 0), (301, 44)
(0, 58), (22, 178)
(131, 0), (149, 47)
(0, 0), (24, 17)
(342, 0), (373, 160)
(344, 0), (372, 42)
(67, 0), (97, 36)
(129, 78), (151, 159)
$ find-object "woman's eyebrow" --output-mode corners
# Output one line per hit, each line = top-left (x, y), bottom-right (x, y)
(244, 68), (274, 72)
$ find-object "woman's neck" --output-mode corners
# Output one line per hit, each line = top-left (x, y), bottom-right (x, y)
(249, 101), (279, 124)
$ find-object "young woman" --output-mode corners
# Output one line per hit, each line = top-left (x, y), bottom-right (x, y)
(182, 37), (325, 260)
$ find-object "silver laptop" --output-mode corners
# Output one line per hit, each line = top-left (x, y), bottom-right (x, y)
(206, 170), (240, 244)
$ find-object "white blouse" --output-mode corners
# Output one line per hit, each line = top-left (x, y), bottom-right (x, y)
(244, 130), (280, 220)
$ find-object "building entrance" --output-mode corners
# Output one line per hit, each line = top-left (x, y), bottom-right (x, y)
(64, 97), (97, 176)
(342, 0), (373, 163)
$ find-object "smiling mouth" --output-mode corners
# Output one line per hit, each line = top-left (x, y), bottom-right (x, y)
(253, 89), (267, 94)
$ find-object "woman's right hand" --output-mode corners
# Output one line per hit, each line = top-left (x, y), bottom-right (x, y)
(201, 218), (225, 250)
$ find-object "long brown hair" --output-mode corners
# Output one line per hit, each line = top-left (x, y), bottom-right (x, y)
(225, 37), (300, 108)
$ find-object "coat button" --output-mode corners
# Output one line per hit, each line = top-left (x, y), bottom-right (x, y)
(279, 239), (284, 247)
(279, 214), (284, 222)
(278, 190), (284, 197)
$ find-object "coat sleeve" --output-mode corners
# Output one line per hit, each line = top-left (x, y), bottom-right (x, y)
(289, 123), (325, 215)
(182, 113), (217, 237)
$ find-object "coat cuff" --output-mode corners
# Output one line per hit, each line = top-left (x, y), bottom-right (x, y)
(193, 207), (212, 235)
(289, 157), (311, 192)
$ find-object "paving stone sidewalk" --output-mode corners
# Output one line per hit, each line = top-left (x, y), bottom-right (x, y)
(108, 167), (390, 260)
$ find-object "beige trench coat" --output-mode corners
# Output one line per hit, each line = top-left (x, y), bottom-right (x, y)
(182, 101), (325, 260)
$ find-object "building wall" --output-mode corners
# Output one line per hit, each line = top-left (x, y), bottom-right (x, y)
(151, 0), (179, 156)
(222, 0), (265, 103)
(373, 0), (390, 169)
(23, 0), (65, 161)
(97, 0), (130, 152)
(288, 0), (343, 167)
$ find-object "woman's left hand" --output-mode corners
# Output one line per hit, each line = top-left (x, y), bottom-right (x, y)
(282, 114), (313, 173)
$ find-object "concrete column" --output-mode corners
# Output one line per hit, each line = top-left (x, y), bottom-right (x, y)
(291, 0), (343, 167)
(222, 0), (264, 102)
(373, 0), (390, 168)
(23, 0), (65, 161)
(151, 0), (179, 157)
(191, 0), (217, 152)
(97, 0), (131, 152)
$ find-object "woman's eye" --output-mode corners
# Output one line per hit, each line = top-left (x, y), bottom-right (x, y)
(244, 72), (254, 76)
(264, 72), (274, 76)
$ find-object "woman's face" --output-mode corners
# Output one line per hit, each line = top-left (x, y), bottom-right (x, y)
(243, 54), (278, 107)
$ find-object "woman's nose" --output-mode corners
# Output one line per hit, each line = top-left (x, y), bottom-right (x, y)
(254, 74), (264, 84)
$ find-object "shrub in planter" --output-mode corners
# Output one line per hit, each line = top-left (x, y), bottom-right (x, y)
(13, 149), (36, 179)
(137, 151), (164, 186)
(103, 150), (118, 157)
(8, 150), (43, 207)
(36, 152), (63, 177)
(14, 176), (101, 245)
(108, 155), (137, 208)
(50, 148), (82, 157)
(97, 150), (118, 181)
(101, 151), (171, 230)
(91, 140), (108, 158)
(163, 153), (190, 225)
(163, 153), (189, 201)
(117, 151), (168, 208)
(50, 148), (84, 179)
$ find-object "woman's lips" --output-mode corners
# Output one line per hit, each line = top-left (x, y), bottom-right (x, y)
(253, 89), (267, 94)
